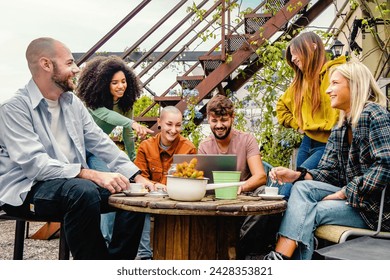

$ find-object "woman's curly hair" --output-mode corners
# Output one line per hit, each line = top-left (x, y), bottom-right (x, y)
(76, 55), (141, 112)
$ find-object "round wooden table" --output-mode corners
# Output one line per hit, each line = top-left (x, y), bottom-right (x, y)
(109, 193), (286, 260)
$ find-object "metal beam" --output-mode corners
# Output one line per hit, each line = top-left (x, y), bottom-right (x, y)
(131, 0), (209, 70)
(120, 0), (189, 60)
(72, 51), (221, 63)
(75, 0), (151, 66)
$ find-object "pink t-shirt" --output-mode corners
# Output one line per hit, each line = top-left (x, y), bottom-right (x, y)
(198, 129), (260, 181)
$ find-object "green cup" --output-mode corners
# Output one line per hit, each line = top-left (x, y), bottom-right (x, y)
(212, 171), (241, 200)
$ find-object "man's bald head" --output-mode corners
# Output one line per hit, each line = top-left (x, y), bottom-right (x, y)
(25, 37), (62, 74)
(160, 106), (182, 120)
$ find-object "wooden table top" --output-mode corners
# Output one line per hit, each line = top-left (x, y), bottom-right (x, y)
(109, 193), (287, 216)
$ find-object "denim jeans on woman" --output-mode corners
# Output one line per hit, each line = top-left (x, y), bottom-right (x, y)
(296, 135), (326, 170)
(88, 153), (153, 258)
(2, 178), (145, 259)
(87, 152), (116, 245)
(277, 180), (369, 259)
(279, 135), (326, 199)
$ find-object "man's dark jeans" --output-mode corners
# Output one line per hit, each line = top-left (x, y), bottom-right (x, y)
(2, 178), (145, 260)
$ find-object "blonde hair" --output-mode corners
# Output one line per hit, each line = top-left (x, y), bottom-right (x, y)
(330, 61), (387, 128)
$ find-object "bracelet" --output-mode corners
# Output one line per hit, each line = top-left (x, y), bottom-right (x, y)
(293, 167), (308, 184)
(129, 170), (142, 183)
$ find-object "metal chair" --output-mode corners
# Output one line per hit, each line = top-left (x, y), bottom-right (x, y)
(0, 209), (70, 260)
(315, 186), (390, 259)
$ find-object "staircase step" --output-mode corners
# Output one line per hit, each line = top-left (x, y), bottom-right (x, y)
(198, 54), (223, 75)
(153, 96), (182, 107)
(225, 34), (251, 53)
(244, 13), (272, 34)
(134, 116), (158, 128)
(176, 75), (204, 89)
(224, 34), (258, 64)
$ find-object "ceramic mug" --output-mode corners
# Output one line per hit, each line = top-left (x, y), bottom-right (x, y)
(264, 186), (279, 195)
(129, 183), (144, 193)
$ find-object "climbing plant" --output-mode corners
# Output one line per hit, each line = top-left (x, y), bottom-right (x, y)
(184, 0), (388, 167)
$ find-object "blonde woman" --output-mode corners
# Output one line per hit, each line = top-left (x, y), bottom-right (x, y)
(265, 61), (390, 260)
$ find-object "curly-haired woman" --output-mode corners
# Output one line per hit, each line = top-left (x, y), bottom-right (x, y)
(76, 55), (153, 246)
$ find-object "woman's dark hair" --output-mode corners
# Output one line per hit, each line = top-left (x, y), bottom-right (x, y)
(76, 55), (141, 112)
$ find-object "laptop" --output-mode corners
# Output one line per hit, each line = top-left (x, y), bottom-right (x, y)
(172, 154), (237, 183)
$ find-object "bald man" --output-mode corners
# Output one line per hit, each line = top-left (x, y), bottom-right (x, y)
(0, 37), (153, 259)
(134, 106), (196, 259)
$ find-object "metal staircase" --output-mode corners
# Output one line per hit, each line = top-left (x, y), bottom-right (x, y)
(76, 0), (334, 132)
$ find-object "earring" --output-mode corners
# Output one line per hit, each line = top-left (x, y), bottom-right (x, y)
(158, 125), (161, 130)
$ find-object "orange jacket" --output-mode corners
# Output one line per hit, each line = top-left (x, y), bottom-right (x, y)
(134, 133), (196, 184)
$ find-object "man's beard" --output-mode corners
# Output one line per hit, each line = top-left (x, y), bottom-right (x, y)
(52, 62), (75, 92)
(212, 125), (232, 140)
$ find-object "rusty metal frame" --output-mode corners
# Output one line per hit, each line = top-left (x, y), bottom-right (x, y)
(137, 1), (266, 117)
(75, 0), (151, 66)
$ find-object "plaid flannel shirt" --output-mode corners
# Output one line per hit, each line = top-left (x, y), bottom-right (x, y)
(309, 103), (390, 231)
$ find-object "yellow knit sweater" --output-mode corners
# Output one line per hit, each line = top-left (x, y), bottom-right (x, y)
(276, 56), (347, 143)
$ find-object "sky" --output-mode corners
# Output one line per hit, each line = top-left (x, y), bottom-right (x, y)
(0, 0), (334, 103)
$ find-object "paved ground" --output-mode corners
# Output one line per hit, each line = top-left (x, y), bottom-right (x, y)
(1, 219), (262, 260)
(0, 220), (59, 260)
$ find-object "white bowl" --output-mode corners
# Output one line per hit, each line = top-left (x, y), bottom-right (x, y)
(166, 175), (209, 201)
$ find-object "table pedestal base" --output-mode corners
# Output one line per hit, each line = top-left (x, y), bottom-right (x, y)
(153, 215), (244, 260)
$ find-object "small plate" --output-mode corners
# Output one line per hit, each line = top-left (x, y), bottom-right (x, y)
(147, 191), (168, 197)
(123, 191), (148, 197)
(258, 194), (285, 200)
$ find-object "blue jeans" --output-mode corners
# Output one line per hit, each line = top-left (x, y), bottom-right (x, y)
(296, 135), (326, 169)
(2, 178), (145, 259)
(137, 214), (153, 259)
(87, 152), (115, 245)
(278, 180), (369, 259)
(279, 135), (326, 199)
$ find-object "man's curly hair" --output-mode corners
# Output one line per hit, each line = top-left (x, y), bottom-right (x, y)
(206, 94), (234, 117)
(76, 55), (141, 113)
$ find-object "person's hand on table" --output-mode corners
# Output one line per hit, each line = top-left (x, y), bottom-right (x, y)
(154, 183), (167, 192)
(131, 122), (153, 139)
(78, 168), (130, 194)
(237, 184), (248, 195)
(134, 174), (156, 191)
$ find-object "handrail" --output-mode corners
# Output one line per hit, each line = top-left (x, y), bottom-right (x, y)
(120, 0), (189, 60)
(75, 0), (151, 66)
(137, 1), (265, 117)
(136, 0), (222, 78)
(132, 0), (210, 70)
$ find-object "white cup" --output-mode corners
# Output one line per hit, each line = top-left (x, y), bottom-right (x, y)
(129, 183), (144, 193)
(264, 186), (279, 195)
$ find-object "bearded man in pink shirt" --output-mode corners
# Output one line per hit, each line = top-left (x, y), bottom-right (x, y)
(198, 94), (267, 194)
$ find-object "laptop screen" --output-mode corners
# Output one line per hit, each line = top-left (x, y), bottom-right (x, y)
(173, 154), (237, 183)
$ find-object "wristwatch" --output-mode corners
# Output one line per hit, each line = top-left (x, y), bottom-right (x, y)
(293, 167), (308, 184)
(129, 170), (142, 183)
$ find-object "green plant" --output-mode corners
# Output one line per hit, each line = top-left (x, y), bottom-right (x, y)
(180, 88), (206, 148)
(226, 34), (304, 167)
(133, 95), (159, 117)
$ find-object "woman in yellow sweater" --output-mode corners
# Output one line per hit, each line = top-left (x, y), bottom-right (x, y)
(277, 32), (346, 197)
